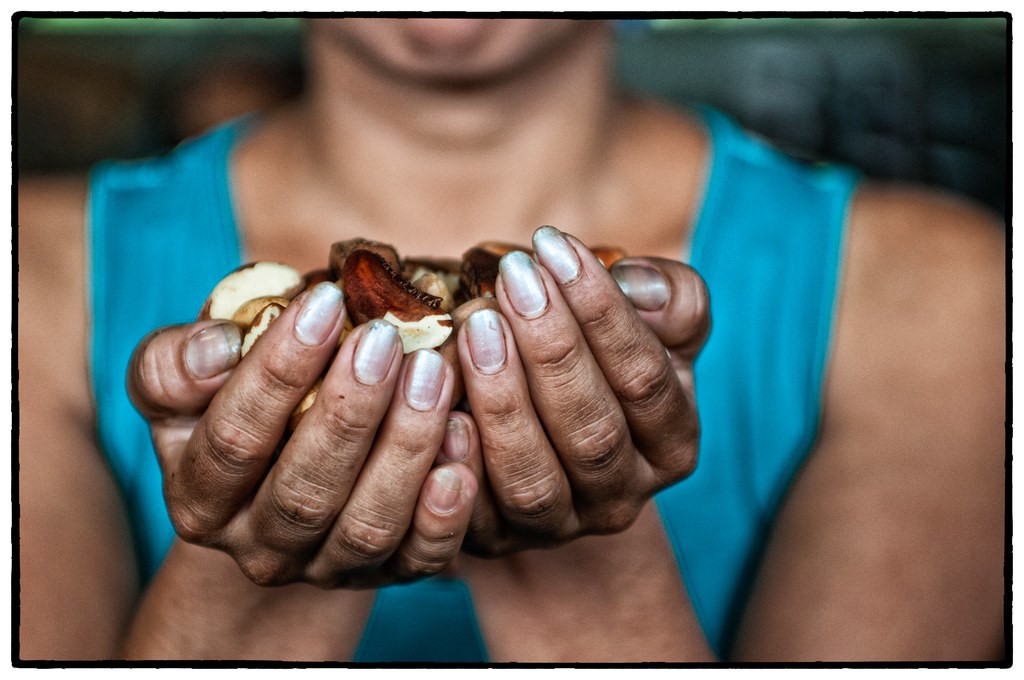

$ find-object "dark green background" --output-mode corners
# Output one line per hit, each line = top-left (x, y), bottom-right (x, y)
(16, 16), (1008, 215)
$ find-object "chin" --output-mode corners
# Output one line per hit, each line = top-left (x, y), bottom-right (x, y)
(311, 18), (600, 86)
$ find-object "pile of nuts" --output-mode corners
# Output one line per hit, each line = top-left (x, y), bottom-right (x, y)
(200, 238), (625, 426)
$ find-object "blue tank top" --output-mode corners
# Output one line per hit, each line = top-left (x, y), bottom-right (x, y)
(88, 108), (858, 661)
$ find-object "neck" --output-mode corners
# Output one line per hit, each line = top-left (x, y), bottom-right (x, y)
(284, 23), (621, 253)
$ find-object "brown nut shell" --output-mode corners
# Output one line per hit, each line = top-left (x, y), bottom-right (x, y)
(302, 268), (335, 291)
(199, 261), (303, 321)
(329, 239), (402, 281)
(403, 257), (463, 305)
(240, 300), (287, 356)
(232, 295), (291, 328)
(476, 241), (529, 257)
(460, 247), (502, 299)
(342, 249), (453, 353)
(410, 271), (454, 312)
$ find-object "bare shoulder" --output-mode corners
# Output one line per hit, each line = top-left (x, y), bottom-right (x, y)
(834, 182), (1005, 424)
(845, 182), (1004, 319)
(732, 182), (1006, 661)
(826, 181), (1005, 500)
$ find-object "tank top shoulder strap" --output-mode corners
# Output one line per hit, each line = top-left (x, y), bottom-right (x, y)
(656, 107), (860, 656)
(88, 120), (247, 577)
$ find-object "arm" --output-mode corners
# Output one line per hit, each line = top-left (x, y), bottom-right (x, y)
(732, 185), (1006, 661)
(453, 227), (716, 661)
(18, 178), (139, 659)
(17, 180), (375, 661)
(120, 294), (479, 659)
(18, 179), (478, 661)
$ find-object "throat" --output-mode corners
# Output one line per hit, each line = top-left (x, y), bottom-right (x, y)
(229, 88), (707, 269)
(235, 106), (623, 263)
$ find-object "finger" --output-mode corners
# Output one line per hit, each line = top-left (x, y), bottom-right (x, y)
(308, 349), (454, 582)
(238, 320), (403, 564)
(386, 463), (478, 583)
(436, 411), (479, 467)
(441, 296), (501, 407)
(531, 229), (700, 480)
(127, 320), (242, 421)
(458, 307), (578, 539)
(166, 283), (347, 541)
(494, 250), (649, 507)
(608, 255), (711, 358)
(437, 411), (511, 556)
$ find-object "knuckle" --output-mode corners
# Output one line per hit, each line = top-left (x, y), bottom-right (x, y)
(255, 354), (314, 397)
(133, 338), (180, 409)
(468, 389), (529, 429)
(673, 437), (700, 479)
(314, 399), (378, 450)
(532, 334), (585, 378)
(267, 471), (336, 536)
(655, 435), (700, 484)
(586, 499), (641, 535)
(383, 434), (437, 469)
(571, 416), (629, 480)
(577, 296), (646, 358)
(616, 362), (676, 410)
(573, 294), (620, 334)
(203, 413), (267, 475)
(333, 514), (403, 564)
(501, 470), (565, 527)
(395, 535), (458, 579)
(577, 298), (628, 340)
(166, 500), (218, 545)
(238, 550), (295, 587)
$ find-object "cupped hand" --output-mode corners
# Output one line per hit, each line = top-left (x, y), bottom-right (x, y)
(127, 282), (478, 588)
(454, 226), (709, 556)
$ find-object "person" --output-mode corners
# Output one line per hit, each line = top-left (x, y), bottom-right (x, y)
(18, 18), (1005, 662)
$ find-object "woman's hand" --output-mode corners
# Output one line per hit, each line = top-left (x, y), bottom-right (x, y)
(453, 226), (709, 556)
(127, 283), (478, 588)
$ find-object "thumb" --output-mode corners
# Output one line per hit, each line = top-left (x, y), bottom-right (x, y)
(610, 257), (711, 359)
(127, 320), (242, 421)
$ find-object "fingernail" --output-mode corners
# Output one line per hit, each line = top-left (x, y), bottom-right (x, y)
(611, 263), (669, 311)
(466, 308), (506, 374)
(405, 349), (445, 411)
(353, 320), (400, 385)
(532, 225), (581, 285)
(426, 467), (462, 515)
(443, 417), (470, 463)
(294, 283), (344, 346)
(500, 251), (548, 318)
(185, 322), (241, 379)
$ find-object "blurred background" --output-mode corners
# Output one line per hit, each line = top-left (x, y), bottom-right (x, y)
(15, 16), (1008, 217)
